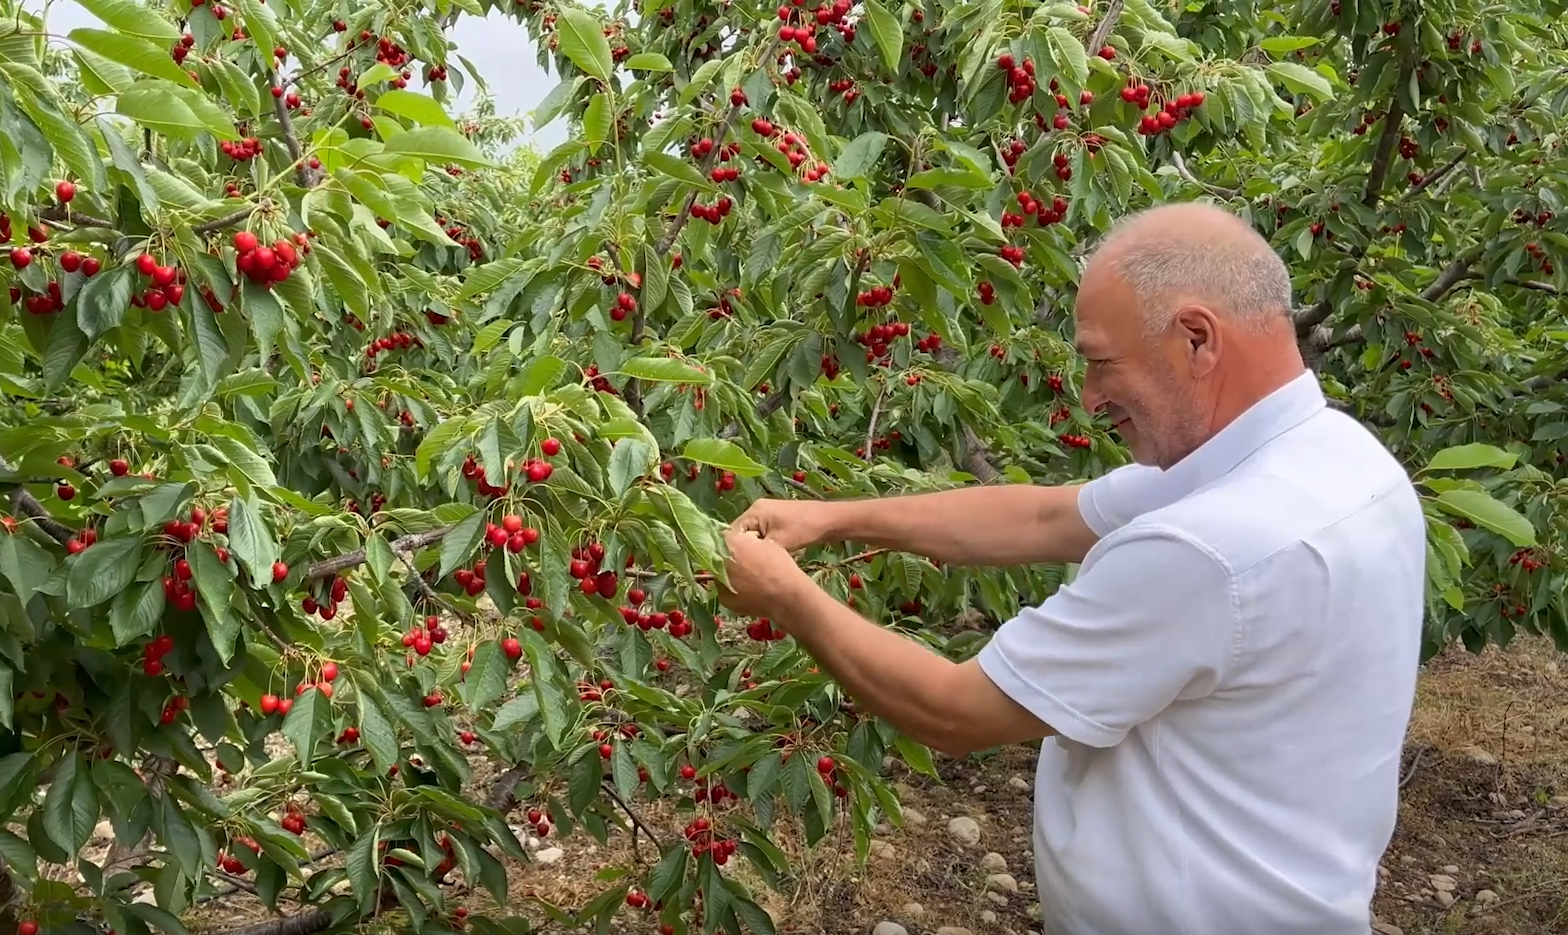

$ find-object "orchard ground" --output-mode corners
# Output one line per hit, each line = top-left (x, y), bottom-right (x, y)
(168, 607), (1568, 935)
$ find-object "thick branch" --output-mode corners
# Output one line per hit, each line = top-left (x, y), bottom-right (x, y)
(1394, 149), (1465, 205)
(486, 763), (530, 812)
(0, 455), (74, 546)
(37, 206), (115, 228)
(271, 77), (322, 189)
(1085, 0), (1125, 52)
(1293, 300), (1333, 336)
(305, 525), (452, 580)
(1362, 57), (1416, 209)
(602, 780), (664, 849)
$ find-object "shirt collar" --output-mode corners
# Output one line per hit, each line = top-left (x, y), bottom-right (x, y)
(1155, 370), (1327, 494)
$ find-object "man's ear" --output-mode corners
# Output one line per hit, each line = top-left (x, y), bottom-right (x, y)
(1172, 305), (1221, 378)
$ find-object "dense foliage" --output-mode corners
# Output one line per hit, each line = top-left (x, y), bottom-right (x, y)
(0, 0), (1564, 932)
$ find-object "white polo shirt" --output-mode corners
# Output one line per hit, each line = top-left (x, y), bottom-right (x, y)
(977, 371), (1426, 935)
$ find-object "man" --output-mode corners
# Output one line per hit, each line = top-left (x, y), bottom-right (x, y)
(717, 203), (1427, 935)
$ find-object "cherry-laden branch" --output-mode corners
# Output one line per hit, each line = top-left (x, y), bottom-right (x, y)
(271, 73), (322, 189)
(0, 454), (76, 546)
(304, 525), (452, 581)
(1362, 55), (1418, 211)
(653, 36), (782, 257)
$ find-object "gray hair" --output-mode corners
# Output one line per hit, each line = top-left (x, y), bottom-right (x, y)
(1092, 209), (1295, 336)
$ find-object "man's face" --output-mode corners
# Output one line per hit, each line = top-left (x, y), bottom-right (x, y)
(1072, 264), (1208, 469)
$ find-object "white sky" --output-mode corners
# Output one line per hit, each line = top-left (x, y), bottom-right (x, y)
(30, 0), (569, 151)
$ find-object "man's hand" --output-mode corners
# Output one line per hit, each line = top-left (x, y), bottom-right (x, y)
(731, 498), (837, 553)
(717, 527), (814, 618)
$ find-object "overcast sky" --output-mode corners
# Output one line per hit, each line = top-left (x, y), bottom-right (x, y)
(32, 0), (569, 151)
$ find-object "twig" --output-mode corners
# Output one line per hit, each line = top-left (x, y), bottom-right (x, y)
(933, 347), (1001, 481)
(305, 525), (453, 580)
(654, 38), (781, 256)
(396, 548), (473, 625)
(1169, 151), (1240, 199)
(601, 780), (664, 851)
(194, 203), (267, 235)
(862, 382), (887, 461)
(1362, 56), (1416, 209)
(1394, 149), (1465, 204)
(0, 455), (74, 546)
(1084, 0), (1125, 52)
(717, 389), (789, 439)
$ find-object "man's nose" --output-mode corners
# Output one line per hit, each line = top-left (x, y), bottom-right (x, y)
(1080, 370), (1107, 414)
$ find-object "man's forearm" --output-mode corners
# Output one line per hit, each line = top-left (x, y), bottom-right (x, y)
(822, 483), (1097, 567)
(770, 576), (969, 756)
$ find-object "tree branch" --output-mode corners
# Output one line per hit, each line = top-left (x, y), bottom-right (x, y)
(305, 525), (452, 581)
(271, 76), (322, 189)
(1085, 0), (1125, 52)
(654, 38), (780, 256)
(862, 381), (887, 461)
(0, 455), (74, 546)
(486, 763), (531, 812)
(1362, 56), (1416, 209)
(1394, 149), (1466, 205)
(194, 203), (268, 235)
(1169, 151), (1240, 199)
(601, 779), (664, 849)
(37, 206), (115, 228)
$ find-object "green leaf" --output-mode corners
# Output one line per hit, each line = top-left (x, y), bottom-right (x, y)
(1265, 61), (1334, 100)
(235, 0), (280, 75)
(115, 85), (206, 139)
(465, 641), (510, 712)
(365, 532), (394, 584)
(66, 535), (143, 608)
(680, 438), (766, 477)
(373, 89), (456, 128)
(76, 266), (137, 339)
(608, 436), (656, 497)
(644, 151), (712, 190)
(1421, 443), (1518, 473)
(833, 132), (889, 180)
(0, 534), (54, 605)
(382, 127), (494, 169)
(209, 434), (277, 493)
(568, 746), (603, 814)
(74, 0), (181, 40)
(67, 29), (197, 86)
(109, 578), (165, 647)
(861, 0), (903, 74)
(1044, 26), (1089, 86)
(355, 684), (399, 774)
(619, 356), (713, 384)
(226, 496), (278, 589)
(345, 825), (382, 915)
(1259, 36), (1321, 54)
(554, 7), (614, 82)
(191, 542), (239, 663)
(281, 687), (328, 767)
(1433, 490), (1536, 547)
(42, 753), (99, 852)
(583, 93), (612, 155)
(624, 52), (672, 72)
(42, 313), (90, 392)
(439, 509), (487, 578)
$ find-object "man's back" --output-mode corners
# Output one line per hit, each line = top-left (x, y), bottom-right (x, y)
(978, 374), (1427, 935)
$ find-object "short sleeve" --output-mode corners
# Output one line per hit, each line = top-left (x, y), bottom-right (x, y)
(976, 525), (1238, 748)
(1076, 462), (1183, 537)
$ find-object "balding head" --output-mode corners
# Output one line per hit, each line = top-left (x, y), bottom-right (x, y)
(1089, 203), (1295, 336)
(1071, 202), (1307, 469)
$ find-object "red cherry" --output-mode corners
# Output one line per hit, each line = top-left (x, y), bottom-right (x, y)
(320, 662), (339, 681)
(260, 694), (280, 715)
(271, 561), (289, 582)
(541, 437), (561, 456)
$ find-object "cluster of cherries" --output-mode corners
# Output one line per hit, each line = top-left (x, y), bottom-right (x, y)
(141, 633), (177, 678)
(401, 615), (453, 656)
(364, 329), (424, 362)
(998, 54), (1040, 105)
(217, 836), (262, 875)
(220, 136), (265, 162)
(1133, 89), (1206, 136)
(1509, 549), (1547, 573)
(234, 229), (308, 288)
(569, 541), (621, 598)
(300, 572), (349, 620)
(618, 586), (697, 637)
(683, 816), (740, 863)
(746, 616), (787, 642)
(1003, 191), (1070, 229)
(583, 363), (619, 395)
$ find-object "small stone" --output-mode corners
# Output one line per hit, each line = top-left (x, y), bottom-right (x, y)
(1441, 864), (1459, 874)
(985, 892), (1009, 906)
(1435, 890), (1456, 908)
(1476, 889), (1499, 906)
(972, 784), (988, 794)
(985, 873), (1020, 894)
(872, 923), (909, 935)
(1429, 874), (1457, 892)
(1549, 795), (1568, 809)
(1458, 744), (1498, 765)
(1398, 855), (1416, 865)
(979, 852), (1009, 874)
(947, 816), (982, 847)
(899, 903), (925, 923)
(875, 821), (893, 835)
(903, 807), (928, 826)
(979, 911), (998, 924)
(535, 847), (564, 864)
(935, 928), (974, 935)
(868, 839), (896, 861)
(1008, 776), (1030, 792)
